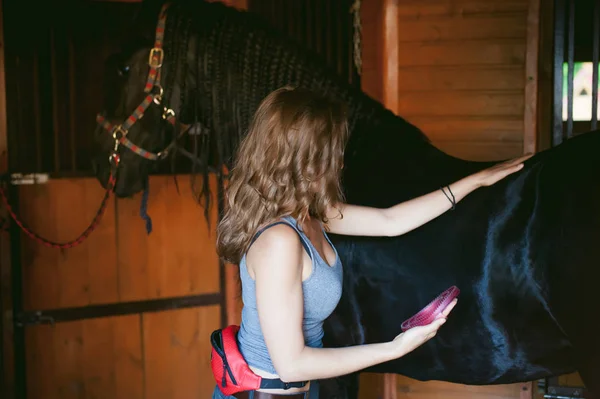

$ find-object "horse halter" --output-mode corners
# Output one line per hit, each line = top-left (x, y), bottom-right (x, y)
(96, 2), (184, 165)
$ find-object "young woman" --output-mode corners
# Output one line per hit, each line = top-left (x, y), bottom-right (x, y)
(214, 86), (531, 399)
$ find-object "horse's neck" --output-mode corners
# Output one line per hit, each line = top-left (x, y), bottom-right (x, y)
(343, 119), (486, 206)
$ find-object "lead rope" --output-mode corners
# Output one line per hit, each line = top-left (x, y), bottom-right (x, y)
(0, 155), (120, 249)
(139, 176), (153, 235)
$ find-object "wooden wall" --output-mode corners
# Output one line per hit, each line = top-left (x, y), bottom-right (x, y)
(381, 0), (532, 162)
(9, 175), (223, 399)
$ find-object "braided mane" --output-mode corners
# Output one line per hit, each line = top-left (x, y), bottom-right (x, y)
(104, 0), (447, 214)
(164, 0), (431, 152)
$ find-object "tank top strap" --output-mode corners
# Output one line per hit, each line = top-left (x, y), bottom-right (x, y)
(320, 225), (338, 255)
(248, 218), (312, 259)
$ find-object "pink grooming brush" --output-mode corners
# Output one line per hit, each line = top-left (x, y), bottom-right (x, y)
(401, 286), (460, 331)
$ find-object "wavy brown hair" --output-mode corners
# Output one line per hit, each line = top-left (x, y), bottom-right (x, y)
(216, 86), (350, 265)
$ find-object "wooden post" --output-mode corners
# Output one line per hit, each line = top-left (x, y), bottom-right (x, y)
(520, 382), (533, 399)
(524, 0), (541, 154)
(382, 0), (399, 114)
(381, 1), (400, 396)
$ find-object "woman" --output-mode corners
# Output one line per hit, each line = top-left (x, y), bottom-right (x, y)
(214, 86), (531, 399)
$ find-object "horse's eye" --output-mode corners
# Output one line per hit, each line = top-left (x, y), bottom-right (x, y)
(117, 65), (130, 77)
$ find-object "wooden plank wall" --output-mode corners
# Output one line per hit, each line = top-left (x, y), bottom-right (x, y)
(15, 174), (222, 399)
(389, 0), (530, 162)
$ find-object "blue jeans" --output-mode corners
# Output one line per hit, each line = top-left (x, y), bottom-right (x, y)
(211, 380), (320, 399)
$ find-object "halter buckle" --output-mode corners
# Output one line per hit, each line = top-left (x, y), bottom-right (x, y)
(108, 138), (121, 164)
(149, 47), (164, 68)
(112, 125), (128, 140)
(109, 152), (121, 166)
(153, 85), (164, 105)
(162, 108), (175, 120)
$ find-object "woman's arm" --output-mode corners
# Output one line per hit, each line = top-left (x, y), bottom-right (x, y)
(248, 224), (449, 382)
(326, 153), (532, 237)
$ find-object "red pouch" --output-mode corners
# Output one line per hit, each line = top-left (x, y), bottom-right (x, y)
(210, 325), (308, 396)
(401, 286), (460, 331)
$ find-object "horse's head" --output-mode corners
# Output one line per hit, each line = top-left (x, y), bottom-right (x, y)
(93, 4), (187, 197)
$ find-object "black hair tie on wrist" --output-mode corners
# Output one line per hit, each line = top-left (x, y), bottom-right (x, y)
(441, 185), (456, 210)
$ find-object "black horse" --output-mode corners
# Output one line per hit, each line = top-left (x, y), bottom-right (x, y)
(93, 1), (599, 398)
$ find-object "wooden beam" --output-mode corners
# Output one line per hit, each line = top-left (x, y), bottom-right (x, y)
(382, 1), (399, 395)
(226, 0), (248, 10)
(382, 0), (400, 114)
(524, 0), (541, 154)
(384, 374), (398, 399)
(520, 382), (534, 399)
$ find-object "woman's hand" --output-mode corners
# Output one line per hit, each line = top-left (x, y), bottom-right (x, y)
(390, 298), (458, 358)
(473, 153), (533, 188)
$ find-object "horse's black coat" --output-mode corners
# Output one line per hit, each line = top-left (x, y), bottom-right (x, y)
(94, 1), (599, 397)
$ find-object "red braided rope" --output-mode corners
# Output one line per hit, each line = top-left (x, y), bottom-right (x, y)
(0, 160), (119, 249)
(0, 4), (171, 249)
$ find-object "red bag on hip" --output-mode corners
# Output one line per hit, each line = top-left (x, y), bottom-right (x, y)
(210, 325), (308, 396)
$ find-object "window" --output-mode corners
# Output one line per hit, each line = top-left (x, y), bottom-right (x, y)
(562, 61), (600, 121)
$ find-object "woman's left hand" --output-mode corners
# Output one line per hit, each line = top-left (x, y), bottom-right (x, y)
(474, 153), (534, 187)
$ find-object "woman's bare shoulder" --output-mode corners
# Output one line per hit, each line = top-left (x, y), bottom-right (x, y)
(246, 222), (304, 276)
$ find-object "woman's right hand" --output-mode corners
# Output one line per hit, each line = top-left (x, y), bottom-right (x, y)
(390, 298), (458, 358)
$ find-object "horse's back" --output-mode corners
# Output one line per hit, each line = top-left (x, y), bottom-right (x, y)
(324, 133), (600, 383)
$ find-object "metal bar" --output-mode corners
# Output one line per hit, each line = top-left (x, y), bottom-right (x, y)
(545, 386), (589, 398)
(32, 50), (42, 171)
(269, 0), (277, 31)
(306, 0), (313, 51)
(553, 0), (566, 146)
(315, 0), (322, 54)
(286, 1), (294, 41)
(336, 0), (343, 78)
(351, 0), (361, 87)
(12, 53), (24, 173)
(14, 293), (221, 326)
(294, 0), (302, 44)
(300, 0), (307, 54)
(566, 0), (575, 139)
(68, 35), (77, 171)
(348, 0), (355, 86)
(325, 0), (332, 65)
(49, 27), (60, 173)
(544, 376), (589, 399)
(592, 0), (600, 130)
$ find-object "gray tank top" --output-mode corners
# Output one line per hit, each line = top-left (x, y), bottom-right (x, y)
(236, 215), (343, 374)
